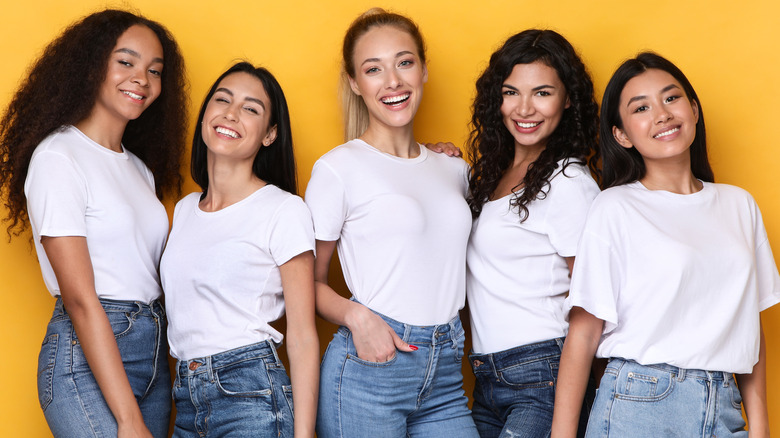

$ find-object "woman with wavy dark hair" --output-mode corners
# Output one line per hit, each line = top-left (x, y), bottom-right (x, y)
(161, 62), (318, 437)
(0, 9), (187, 437)
(464, 29), (599, 437)
(552, 52), (778, 437)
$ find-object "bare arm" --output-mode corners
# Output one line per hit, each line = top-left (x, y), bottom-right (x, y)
(735, 320), (769, 437)
(41, 236), (152, 438)
(313, 239), (414, 362)
(551, 306), (603, 438)
(280, 251), (319, 438)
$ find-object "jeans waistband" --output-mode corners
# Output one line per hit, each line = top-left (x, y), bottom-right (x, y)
(339, 307), (463, 346)
(609, 358), (734, 382)
(176, 340), (281, 379)
(470, 337), (564, 371)
(54, 296), (164, 318)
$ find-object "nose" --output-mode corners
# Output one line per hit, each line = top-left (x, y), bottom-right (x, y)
(224, 103), (239, 122)
(131, 68), (149, 87)
(385, 69), (402, 89)
(655, 106), (672, 124)
(517, 96), (534, 117)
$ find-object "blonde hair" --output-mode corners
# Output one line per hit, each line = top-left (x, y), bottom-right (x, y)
(340, 8), (426, 141)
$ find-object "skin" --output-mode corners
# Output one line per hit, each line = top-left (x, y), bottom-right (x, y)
(313, 24), (430, 362)
(198, 72), (319, 437)
(551, 69), (770, 437)
(43, 24), (165, 438)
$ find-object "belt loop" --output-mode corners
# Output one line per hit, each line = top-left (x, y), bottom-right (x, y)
(677, 368), (686, 382)
(402, 323), (412, 344)
(269, 341), (282, 366)
(206, 356), (214, 381)
(449, 319), (458, 351)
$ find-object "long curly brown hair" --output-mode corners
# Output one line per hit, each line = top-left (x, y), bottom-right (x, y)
(0, 9), (188, 237)
(467, 29), (599, 220)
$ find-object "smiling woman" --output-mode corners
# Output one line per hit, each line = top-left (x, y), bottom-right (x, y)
(0, 8), (187, 438)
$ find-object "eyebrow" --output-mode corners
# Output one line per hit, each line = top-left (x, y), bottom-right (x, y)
(114, 47), (164, 64)
(215, 87), (266, 109)
(360, 50), (415, 67)
(502, 84), (557, 91)
(626, 83), (680, 106)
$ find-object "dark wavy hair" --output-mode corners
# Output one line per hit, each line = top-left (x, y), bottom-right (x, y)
(191, 62), (298, 195)
(467, 29), (599, 220)
(0, 9), (188, 237)
(600, 52), (713, 188)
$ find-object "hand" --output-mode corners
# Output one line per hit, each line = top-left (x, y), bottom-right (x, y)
(347, 305), (416, 362)
(424, 141), (462, 157)
(117, 420), (153, 438)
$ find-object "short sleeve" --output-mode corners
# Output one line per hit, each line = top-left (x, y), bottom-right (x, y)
(546, 166), (600, 257)
(268, 196), (315, 266)
(752, 205), (780, 311)
(25, 151), (88, 238)
(304, 160), (348, 241)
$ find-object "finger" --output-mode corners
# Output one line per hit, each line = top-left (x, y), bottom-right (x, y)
(391, 330), (417, 352)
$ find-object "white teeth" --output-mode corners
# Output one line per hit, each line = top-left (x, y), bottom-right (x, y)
(515, 121), (540, 129)
(654, 127), (679, 138)
(381, 93), (410, 105)
(123, 91), (143, 100)
(216, 127), (239, 138)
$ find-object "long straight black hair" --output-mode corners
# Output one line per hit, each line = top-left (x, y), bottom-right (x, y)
(191, 62), (298, 195)
(600, 52), (713, 189)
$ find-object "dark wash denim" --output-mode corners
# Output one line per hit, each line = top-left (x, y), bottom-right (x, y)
(585, 358), (747, 437)
(470, 337), (593, 438)
(172, 340), (294, 438)
(317, 312), (479, 438)
(38, 297), (171, 437)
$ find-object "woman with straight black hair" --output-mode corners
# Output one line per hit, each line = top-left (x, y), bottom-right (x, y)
(0, 9), (187, 437)
(161, 62), (318, 438)
(552, 52), (778, 437)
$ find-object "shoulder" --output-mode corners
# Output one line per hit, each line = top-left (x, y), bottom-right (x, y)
(315, 140), (367, 166)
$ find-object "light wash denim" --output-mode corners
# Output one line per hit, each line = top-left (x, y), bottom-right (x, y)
(172, 340), (294, 438)
(470, 337), (593, 438)
(38, 297), (171, 437)
(585, 358), (747, 437)
(317, 312), (479, 438)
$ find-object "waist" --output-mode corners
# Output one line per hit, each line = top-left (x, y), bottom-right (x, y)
(54, 296), (164, 317)
(176, 340), (281, 376)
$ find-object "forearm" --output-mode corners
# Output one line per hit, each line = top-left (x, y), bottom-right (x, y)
(736, 324), (769, 437)
(314, 280), (366, 329)
(286, 328), (320, 438)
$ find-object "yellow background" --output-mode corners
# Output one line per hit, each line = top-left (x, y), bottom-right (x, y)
(1, 0), (778, 434)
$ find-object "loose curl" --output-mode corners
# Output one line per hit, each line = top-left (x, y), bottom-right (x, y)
(0, 9), (188, 237)
(600, 52), (713, 188)
(467, 29), (599, 220)
(191, 62), (298, 196)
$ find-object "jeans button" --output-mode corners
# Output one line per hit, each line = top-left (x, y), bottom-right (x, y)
(189, 362), (201, 371)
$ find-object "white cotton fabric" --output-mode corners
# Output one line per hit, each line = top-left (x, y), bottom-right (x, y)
(161, 186), (314, 360)
(24, 125), (168, 302)
(305, 139), (472, 325)
(467, 161), (599, 354)
(567, 181), (780, 373)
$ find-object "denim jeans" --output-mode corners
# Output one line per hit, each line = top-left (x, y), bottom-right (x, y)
(585, 358), (747, 437)
(470, 337), (592, 438)
(172, 340), (294, 438)
(317, 312), (478, 438)
(38, 297), (171, 437)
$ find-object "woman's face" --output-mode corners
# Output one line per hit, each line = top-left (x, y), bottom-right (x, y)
(348, 25), (428, 132)
(499, 61), (570, 151)
(94, 25), (164, 124)
(613, 68), (698, 164)
(201, 72), (276, 162)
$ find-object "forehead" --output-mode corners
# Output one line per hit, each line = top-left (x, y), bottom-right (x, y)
(114, 24), (163, 58)
(353, 25), (420, 59)
(621, 69), (682, 99)
(215, 72), (270, 102)
(504, 61), (563, 86)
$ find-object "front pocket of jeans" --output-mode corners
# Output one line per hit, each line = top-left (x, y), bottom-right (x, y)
(346, 352), (398, 367)
(498, 359), (556, 389)
(283, 385), (294, 417)
(614, 370), (674, 401)
(215, 359), (273, 397)
(37, 334), (58, 410)
(728, 380), (743, 410)
(106, 310), (134, 339)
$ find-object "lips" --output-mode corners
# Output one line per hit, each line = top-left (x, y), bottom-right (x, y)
(215, 126), (240, 139)
(653, 126), (680, 139)
(381, 92), (410, 106)
(122, 90), (145, 102)
(515, 121), (541, 129)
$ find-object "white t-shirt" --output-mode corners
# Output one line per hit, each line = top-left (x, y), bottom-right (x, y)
(161, 185), (314, 360)
(305, 139), (472, 325)
(567, 181), (780, 373)
(468, 161), (599, 354)
(24, 126), (168, 302)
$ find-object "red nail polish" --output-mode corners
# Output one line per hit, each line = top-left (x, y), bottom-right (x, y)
(410, 345), (418, 351)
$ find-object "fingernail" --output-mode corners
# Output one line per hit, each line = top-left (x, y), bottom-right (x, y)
(410, 345), (418, 351)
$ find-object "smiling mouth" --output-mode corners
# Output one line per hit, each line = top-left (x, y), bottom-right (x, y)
(381, 93), (410, 106)
(122, 91), (145, 101)
(215, 126), (240, 138)
(654, 127), (680, 138)
(515, 121), (541, 129)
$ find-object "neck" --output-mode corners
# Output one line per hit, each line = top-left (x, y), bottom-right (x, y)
(75, 111), (128, 153)
(511, 143), (546, 169)
(359, 123), (419, 158)
(200, 153), (266, 212)
(640, 156), (702, 194)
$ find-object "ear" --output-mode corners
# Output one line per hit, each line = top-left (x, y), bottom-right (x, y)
(612, 126), (633, 149)
(691, 99), (699, 124)
(263, 125), (278, 147)
(422, 63), (428, 84)
(348, 75), (362, 96)
(564, 94), (571, 109)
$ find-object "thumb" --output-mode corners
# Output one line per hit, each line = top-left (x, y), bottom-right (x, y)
(391, 330), (417, 352)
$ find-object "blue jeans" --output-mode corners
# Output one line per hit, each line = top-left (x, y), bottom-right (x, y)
(38, 297), (171, 437)
(172, 340), (294, 438)
(470, 338), (592, 438)
(585, 358), (747, 437)
(317, 313), (478, 438)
